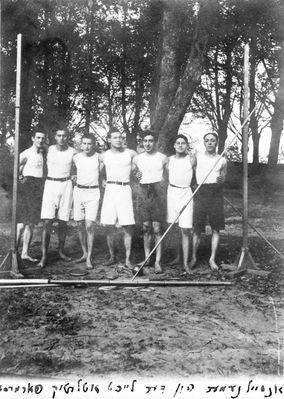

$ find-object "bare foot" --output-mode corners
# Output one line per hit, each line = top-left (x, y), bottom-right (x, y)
(154, 262), (163, 274)
(21, 255), (39, 262)
(59, 251), (71, 262)
(103, 257), (116, 266)
(184, 264), (194, 275)
(75, 255), (87, 264)
(125, 260), (134, 269)
(37, 257), (47, 269)
(209, 259), (219, 271)
(86, 258), (94, 269)
(188, 258), (197, 270)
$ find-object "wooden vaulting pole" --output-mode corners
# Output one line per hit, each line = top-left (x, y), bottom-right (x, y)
(132, 101), (261, 280)
(0, 279), (233, 288)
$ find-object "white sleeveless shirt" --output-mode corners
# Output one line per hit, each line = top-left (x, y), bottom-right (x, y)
(104, 149), (132, 182)
(137, 152), (164, 184)
(47, 145), (74, 178)
(20, 146), (44, 178)
(74, 152), (99, 186)
(168, 155), (193, 187)
(195, 151), (226, 185)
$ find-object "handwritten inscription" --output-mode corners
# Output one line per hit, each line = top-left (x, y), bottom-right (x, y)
(0, 378), (282, 399)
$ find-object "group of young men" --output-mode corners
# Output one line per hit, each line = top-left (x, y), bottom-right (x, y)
(17, 127), (227, 275)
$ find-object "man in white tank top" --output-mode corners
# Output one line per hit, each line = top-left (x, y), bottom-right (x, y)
(73, 134), (103, 269)
(133, 130), (168, 274)
(38, 129), (75, 268)
(17, 130), (46, 262)
(167, 135), (195, 274)
(100, 130), (136, 268)
(189, 132), (227, 271)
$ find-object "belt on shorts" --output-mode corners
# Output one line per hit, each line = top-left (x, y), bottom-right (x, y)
(169, 183), (190, 189)
(106, 181), (129, 186)
(76, 183), (99, 189)
(46, 176), (70, 182)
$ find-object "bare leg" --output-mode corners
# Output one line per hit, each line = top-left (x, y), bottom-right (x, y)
(104, 227), (116, 265)
(123, 225), (133, 268)
(21, 224), (38, 261)
(209, 229), (220, 271)
(141, 221), (151, 265)
(85, 220), (95, 269)
(58, 220), (71, 261)
(75, 220), (87, 263)
(169, 225), (182, 265)
(181, 228), (191, 273)
(17, 223), (25, 249)
(38, 219), (53, 268)
(189, 230), (201, 269)
(153, 221), (162, 273)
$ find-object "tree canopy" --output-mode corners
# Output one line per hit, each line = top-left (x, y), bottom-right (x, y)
(1, 0), (283, 162)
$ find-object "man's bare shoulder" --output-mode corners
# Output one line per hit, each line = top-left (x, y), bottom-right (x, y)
(127, 148), (137, 158)
(159, 152), (168, 164)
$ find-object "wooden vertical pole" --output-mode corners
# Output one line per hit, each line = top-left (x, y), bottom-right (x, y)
(12, 33), (22, 251)
(234, 42), (265, 275)
(0, 33), (23, 278)
(242, 42), (249, 251)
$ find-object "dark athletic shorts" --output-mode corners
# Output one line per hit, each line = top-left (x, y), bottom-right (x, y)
(193, 184), (225, 233)
(17, 176), (44, 224)
(137, 182), (166, 223)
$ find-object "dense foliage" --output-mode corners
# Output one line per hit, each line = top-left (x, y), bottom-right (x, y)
(1, 0), (283, 162)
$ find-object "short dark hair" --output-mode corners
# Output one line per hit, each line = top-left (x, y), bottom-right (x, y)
(81, 134), (95, 144)
(55, 129), (69, 136)
(108, 128), (121, 139)
(174, 134), (188, 144)
(203, 132), (219, 142)
(31, 130), (45, 138)
(141, 129), (157, 141)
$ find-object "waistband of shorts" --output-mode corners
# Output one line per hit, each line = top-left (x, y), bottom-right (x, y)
(46, 176), (70, 182)
(22, 176), (43, 180)
(169, 183), (191, 189)
(198, 183), (222, 189)
(106, 181), (129, 186)
(76, 183), (99, 189)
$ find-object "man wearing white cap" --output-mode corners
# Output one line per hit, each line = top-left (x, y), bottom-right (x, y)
(189, 132), (227, 271)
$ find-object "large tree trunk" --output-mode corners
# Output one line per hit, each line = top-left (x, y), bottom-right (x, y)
(150, 1), (181, 135)
(151, 0), (210, 153)
(268, 41), (284, 164)
(157, 54), (203, 153)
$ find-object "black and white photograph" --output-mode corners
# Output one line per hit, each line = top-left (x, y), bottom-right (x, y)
(0, 0), (283, 397)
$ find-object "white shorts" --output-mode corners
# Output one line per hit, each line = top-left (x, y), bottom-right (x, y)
(167, 185), (193, 229)
(73, 186), (100, 222)
(41, 179), (73, 221)
(100, 184), (135, 226)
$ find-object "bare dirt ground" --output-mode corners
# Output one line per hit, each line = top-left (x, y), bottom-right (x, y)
(0, 184), (283, 379)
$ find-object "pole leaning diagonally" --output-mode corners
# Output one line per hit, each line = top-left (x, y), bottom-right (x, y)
(132, 101), (260, 280)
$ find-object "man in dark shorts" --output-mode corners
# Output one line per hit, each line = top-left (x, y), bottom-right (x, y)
(17, 130), (46, 261)
(189, 132), (227, 271)
(133, 130), (168, 273)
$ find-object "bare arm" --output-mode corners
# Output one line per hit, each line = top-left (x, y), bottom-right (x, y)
(99, 152), (106, 187)
(162, 154), (169, 182)
(19, 153), (28, 177)
(217, 157), (227, 184)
